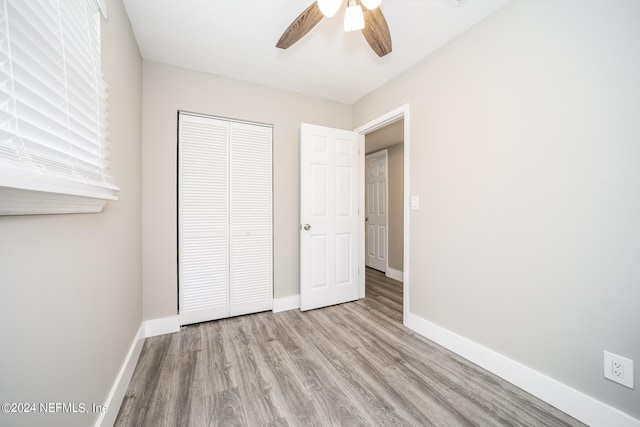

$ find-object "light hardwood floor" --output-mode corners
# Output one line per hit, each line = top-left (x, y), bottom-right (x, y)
(115, 269), (583, 426)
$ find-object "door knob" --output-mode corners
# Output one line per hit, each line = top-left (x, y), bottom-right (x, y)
(365, 217), (368, 222)
(303, 224), (311, 231)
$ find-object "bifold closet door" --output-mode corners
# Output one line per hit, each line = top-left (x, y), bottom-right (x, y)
(179, 114), (230, 325)
(229, 122), (273, 317)
(178, 113), (273, 326)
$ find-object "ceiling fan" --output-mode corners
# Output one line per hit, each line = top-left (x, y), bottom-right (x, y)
(276, 0), (393, 57)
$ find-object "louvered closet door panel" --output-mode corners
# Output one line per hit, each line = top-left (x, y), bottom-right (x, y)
(178, 114), (230, 325)
(229, 122), (273, 316)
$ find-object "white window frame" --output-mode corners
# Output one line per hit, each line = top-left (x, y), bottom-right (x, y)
(0, 0), (117, 215)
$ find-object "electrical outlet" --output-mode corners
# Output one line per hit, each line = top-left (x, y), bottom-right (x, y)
(612, 361), (624, 378)
(604, 351), (634, 389)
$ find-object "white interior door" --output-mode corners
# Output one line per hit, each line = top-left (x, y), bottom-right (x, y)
(365, 150), (387, 272)
(300, 123), (359, 311)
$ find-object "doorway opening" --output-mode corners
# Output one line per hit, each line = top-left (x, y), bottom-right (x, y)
(355, 104), (410, 325)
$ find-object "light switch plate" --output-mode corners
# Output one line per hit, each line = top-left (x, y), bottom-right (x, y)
(411, 196), (419, 210)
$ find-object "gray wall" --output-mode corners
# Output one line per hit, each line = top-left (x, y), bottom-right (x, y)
(0, 1), (143, 426)
(353, 0), (640, 418)
(387, 143), (404, 272)
(142, 62), (352, 320)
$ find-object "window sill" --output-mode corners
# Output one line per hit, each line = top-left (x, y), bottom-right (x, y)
(0, 185), (116, 216)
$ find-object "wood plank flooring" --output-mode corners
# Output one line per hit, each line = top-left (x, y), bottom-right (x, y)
(115, 269), (583, 426)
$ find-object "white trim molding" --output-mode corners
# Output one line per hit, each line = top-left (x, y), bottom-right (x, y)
(95, 324), (145, 427)
(405, 312), (640, 427)
(0, 186), (110, 215)
(273, 294), (301, 313)
(354, 103), (411, 325)
(385, 268), (403, 282)
(96, 316), (181, 425)
(145, 315), (180, 337)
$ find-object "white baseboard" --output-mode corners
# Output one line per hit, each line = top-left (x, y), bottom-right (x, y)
(273, 294), (300, 313)
(95, 324), (145, 427)
(404, 312), (640, 427)
(145, 315), (180, 337)
(95, 315), (181, 426)
(385, 267), (403, 282)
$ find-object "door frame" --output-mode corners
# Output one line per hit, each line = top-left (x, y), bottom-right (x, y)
(355, 103), (410, 324)
(365, 149), (389, 273)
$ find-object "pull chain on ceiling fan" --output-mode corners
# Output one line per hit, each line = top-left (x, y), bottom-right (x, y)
(276, 0), (392, 57)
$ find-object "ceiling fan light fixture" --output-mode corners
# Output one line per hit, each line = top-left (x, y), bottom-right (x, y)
(344, 2), (365, 32)
(360, 0), (382, 10)
(317, 0), (342, 18)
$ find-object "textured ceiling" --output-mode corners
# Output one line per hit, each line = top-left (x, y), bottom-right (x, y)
(123, 0), (509, 104)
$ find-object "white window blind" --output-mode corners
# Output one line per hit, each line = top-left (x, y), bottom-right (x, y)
(0, 0), (118, 215)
